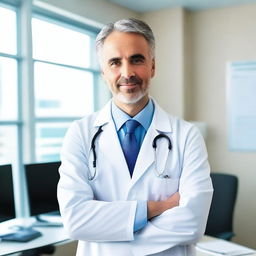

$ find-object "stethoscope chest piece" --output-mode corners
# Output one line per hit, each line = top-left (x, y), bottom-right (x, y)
(157, 174), (171, 179)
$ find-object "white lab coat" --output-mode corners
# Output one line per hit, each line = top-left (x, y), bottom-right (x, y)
(57, 100), (213, 256)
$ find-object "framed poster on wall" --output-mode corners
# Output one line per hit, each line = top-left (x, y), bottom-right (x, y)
(227, 61), (256, 151)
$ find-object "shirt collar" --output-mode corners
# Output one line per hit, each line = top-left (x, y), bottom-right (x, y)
(111, 99), (154, 131)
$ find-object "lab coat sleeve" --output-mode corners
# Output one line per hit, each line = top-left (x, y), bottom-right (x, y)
(130, 125), (213, 255)
(57, 121), (137, 242)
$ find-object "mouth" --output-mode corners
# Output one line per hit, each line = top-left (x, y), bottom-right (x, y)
(117, 76), (143, 90)
(119, 83), (138, 88)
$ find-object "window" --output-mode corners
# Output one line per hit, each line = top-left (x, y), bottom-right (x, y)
(34, 62), (93, 118)
(0, 5), (19, 166)
(0, 57), (18, 120)
(0, 0), (108, 217)
(32, 16), (98, 162)
(0, 5), (16, 55)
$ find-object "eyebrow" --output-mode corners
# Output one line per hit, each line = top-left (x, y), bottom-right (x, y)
(107, 54), (146, 65)
(130, 54), (145, 60)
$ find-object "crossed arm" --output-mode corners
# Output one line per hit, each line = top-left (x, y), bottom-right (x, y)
(58, 121), (213, 255)
(147, 192), (180, 219)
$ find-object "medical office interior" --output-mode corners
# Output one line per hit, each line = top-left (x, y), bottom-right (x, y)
(0, 0), (256, 255)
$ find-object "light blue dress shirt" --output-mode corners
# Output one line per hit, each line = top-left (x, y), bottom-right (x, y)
(111, 99), (154, 232)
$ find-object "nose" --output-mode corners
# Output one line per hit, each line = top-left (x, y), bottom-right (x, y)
(121, 62), (135, 79)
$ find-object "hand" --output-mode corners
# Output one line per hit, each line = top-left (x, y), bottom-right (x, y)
(147, 192), (180, 219)
(165, 191), (180, 208)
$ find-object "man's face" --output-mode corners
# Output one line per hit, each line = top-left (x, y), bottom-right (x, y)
(100, 31), (155, 107)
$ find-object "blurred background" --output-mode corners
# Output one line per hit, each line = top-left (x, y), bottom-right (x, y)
(0, 0), (256, 254)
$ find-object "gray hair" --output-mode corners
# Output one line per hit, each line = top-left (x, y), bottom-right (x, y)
(96, 18), (155, 59)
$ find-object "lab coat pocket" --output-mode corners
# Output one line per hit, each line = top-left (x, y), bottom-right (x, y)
(150, 177), (180, 201)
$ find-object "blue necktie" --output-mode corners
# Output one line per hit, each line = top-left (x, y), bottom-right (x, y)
(122, 119), (140, 177)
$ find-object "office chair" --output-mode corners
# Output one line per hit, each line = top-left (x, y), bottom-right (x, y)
(21, 246), (55, 256)
(0, 164), (15, 222)
(205, 172), (238, 241)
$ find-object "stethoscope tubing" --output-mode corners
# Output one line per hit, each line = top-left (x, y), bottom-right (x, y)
(152, 134), (172, 179)
(88, 126), (172, 181)
(88, 126), (103, 180)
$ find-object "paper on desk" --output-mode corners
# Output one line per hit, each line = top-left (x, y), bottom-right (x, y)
(38, 214), (62, 223)
(32, 214), (63, 227)
(196, 240), (256, 255)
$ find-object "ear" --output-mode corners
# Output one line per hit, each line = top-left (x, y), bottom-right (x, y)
(101, 70), (111, 88)
(151, 58), (155, 78)
(101, 65), (106, 78)
(101, 71), (106, 82)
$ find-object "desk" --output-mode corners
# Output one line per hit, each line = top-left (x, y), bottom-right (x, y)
(1, 219), (255, 256)
(0, 218), (70, 256)
(197, 236), (256, 256)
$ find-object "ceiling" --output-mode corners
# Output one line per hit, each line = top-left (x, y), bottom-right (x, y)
(106, 0), (256, 12)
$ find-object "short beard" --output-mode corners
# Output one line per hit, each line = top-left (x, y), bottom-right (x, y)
(115, 87), (149, 105)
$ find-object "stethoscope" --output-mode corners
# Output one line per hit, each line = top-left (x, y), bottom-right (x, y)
(88, 126), (172, 181)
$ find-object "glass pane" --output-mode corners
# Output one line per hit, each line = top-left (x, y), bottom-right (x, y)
(0, 126), (18, 165)
(32, 17), (91, 67)
(0, 6), (16, 55)
(34, 62), (94, 117)
(0, 57), (18, 120)
(35, 122), (70, 163)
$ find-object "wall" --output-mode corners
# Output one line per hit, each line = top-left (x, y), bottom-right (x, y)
(189, 4), (256, 248)
(39, 0), (140, 25)
(142, 8), (187, 118)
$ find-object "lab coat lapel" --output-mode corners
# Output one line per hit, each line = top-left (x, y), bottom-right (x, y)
(130, 102), (173, 187)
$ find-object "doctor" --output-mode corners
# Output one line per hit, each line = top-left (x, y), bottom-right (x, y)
(57, 18), (213, 256)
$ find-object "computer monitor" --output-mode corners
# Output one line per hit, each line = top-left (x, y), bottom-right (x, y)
(25, 161), (61, 216)
(0, 164), (15, 222)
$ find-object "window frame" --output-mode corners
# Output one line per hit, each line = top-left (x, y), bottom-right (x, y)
(31, 13), (101, 163)
(0, 0), (105, 218)
(0, 0), (25, 218)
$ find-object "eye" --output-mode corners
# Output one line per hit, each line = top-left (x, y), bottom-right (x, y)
(109, 59), (121, 67)
(131, 55), (145, 64)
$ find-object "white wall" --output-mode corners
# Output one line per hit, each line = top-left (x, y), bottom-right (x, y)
(142, 8), (187, 118)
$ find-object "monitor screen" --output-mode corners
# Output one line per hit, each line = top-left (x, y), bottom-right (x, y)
(0, 164), (15, 222)
(25, 161), (61, 216)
